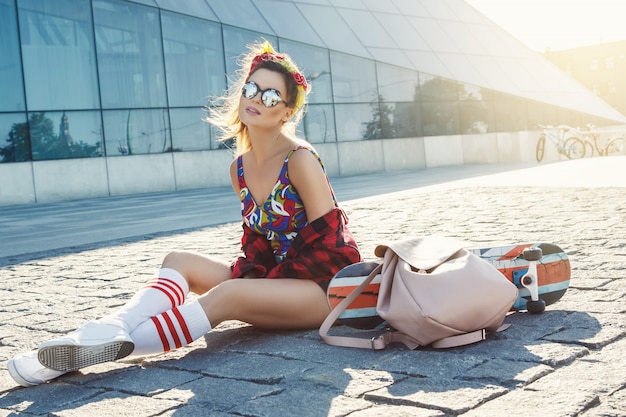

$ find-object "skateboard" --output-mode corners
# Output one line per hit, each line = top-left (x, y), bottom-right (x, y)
(327, 242), (571, 329)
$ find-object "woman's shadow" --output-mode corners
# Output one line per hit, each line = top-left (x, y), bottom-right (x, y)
(0, 309), (605, 416)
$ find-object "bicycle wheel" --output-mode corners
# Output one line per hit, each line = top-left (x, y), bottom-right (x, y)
(536, 135), (546, 162)
(605, 137), (625, 156)
(564, 137), (586, 159)
(583, 140), (595, 158)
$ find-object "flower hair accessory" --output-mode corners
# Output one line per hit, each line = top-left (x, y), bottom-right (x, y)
(249, 41), (308, 113)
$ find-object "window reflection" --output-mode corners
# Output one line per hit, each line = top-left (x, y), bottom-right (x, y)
(18, 0), (99, 110)
(458, 84), (493, 134)
(303, 104), (336, 143)
(161, 12), (225, 107)
(29, 111), (103, 161)
(0, 0), (25, 112)
(421, 101), (460, 136)
(493, 93), (527, 132)
(377, 63), (419, 103)
(169, 108), (214, 151)
(331, 52), (377, 104)
(335, 103), (373, 141)
(102, 109), (171, 156)
(93, 0), (167, 109)
(0, 113), (29, 162)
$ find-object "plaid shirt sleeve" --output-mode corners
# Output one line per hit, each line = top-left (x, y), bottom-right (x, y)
(231, 223), (277, 278)
(231, 208), (362, 290)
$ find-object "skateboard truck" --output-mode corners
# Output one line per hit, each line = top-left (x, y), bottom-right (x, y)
(521, 247), (546, 313)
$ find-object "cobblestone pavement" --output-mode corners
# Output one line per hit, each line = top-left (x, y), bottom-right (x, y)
(1, 157), (625, 417)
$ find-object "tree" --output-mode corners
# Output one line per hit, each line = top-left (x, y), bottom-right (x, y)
(0, 112), (101, 162)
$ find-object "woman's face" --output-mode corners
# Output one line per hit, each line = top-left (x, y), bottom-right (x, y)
(239, 68), (293, 130)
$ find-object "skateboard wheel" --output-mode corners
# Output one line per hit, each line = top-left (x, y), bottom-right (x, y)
(526, 299), (546, 314)
(523, 247), (543, 261)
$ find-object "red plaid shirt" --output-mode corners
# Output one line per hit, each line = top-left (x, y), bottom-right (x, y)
(231, 208), (362, 291)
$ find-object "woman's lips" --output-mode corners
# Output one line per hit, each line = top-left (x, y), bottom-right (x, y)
(246, 106), (260, 115)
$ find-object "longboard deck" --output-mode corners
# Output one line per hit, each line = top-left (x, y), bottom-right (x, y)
(327, 242), (570, 329)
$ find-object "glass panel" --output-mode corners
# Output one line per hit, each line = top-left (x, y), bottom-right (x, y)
(459, 101), (493, 134)
(493, 93), (528, 132)
(279, 40), (332, 104)
(336, 9), (395, 48)
(377, 63), (419, 102)
(205, 0), (273, 34)
(0, 112), (29, 162)
(0, 0), (25, 112)
(302, 104), (336, 143)
(17, 0), (99, 110)
(161, 12), (225, 107)
(102, 109), (171, 156)
(419, 74), (459, 101)
(334, 103), (373, 141)
(407, 17), (459, 53)
(459, 83), (494, 134)
(389, 102), (421, 138)
(373, 12), (428, 51)
(93, 0), (167, 108)
(222, 26), (277, 82)
(169, 107), (214, 151)
(153, 0), (217, 21)
(295, 4), (370, 57)
(527, 101), (558, 129)
(254, 0), (324, 47)
(330, 52), (377, 104)
(420, 101), (459, 136)
(29, 111), (103, 160)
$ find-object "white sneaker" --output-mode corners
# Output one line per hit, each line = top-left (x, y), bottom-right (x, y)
(37, 321), (135, 372)
(8, 350), (67, 387)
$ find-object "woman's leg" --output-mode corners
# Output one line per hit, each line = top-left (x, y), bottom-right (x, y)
(130, 278), (329, 356)
(37, 251), (232, 371)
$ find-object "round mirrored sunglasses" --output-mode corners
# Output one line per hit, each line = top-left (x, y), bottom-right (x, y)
(241, 81), (284, 108)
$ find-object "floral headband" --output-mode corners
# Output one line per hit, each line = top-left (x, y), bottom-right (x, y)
(249, 41), (308, 113)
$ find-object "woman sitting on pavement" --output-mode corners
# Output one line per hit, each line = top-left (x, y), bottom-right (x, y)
(8, 40), (362, 387)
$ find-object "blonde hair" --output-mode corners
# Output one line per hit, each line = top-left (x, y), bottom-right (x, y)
(205, 41), (310, 156)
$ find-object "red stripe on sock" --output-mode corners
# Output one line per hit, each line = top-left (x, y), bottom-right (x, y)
(144, 278), (185, 307)
(172, 306), (193, 345)
(162, 310), (183, 349)
(157, 278), (185, 305)
(144, 284), (176, 308)
(151, 316), (171, 352)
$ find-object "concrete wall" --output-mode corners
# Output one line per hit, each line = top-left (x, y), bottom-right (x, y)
(0, 131), (550, 206)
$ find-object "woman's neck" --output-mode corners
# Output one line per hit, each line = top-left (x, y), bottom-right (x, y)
(248, 127), (291, 164)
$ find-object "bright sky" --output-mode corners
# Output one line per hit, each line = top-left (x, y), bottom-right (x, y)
(465, 0), (626, 51)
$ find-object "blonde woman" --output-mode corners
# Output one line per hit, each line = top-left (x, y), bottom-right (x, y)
(8, 41), (361, 387)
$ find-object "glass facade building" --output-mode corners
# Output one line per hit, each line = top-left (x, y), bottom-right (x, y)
(1, 0), (624, 204)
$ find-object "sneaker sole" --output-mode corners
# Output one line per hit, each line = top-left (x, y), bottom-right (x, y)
(7, 358), (38, 387)
(38, 341), (135, 372)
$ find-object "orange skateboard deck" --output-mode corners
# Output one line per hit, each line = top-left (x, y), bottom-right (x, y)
(327, 242), (570, 329)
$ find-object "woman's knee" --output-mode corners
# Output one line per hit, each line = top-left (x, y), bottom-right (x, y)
(161, 250), (192, 270)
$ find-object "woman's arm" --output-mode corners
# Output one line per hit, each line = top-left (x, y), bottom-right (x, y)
(287, 149), (336, 223)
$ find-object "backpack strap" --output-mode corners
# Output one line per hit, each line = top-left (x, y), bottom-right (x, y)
(319, 264), (389, 350)
(319, 263), (509, 350)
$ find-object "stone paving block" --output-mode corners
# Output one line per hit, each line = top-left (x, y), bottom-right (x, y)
(365, 378), (508, 415)
(52, 391), (181, 417)
(459, 337), (626, 417)
(153, 376), (283, 414)
(0, 382), (104, 415)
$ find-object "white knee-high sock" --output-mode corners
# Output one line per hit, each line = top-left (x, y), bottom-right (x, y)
(99, 268), (189, 334)
(129, 300), (211, 356)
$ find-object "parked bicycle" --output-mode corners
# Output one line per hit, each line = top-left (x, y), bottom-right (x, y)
(536, 125), (585, 163)
(578, 124), (625, 158)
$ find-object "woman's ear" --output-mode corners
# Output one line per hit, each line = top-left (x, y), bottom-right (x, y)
(282, 108), (294, 122)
